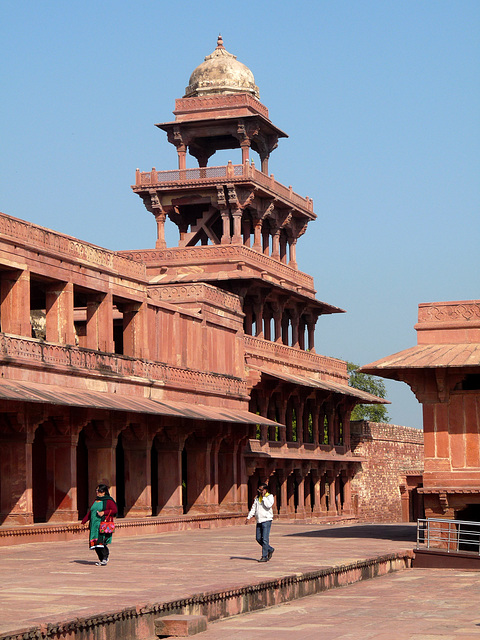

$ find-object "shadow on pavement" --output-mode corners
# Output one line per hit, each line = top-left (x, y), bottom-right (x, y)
(285, 524), (416, 542)
(230, 556), (258, 562)
(72, 560), (98, 565)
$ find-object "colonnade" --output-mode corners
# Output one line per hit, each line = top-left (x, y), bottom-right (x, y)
(243, 295), (318, 351)
(247, 461), (356, 519)
(0, 268), (147, 357)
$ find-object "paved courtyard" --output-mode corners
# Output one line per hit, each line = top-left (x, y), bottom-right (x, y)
(0, 522), (478, 638)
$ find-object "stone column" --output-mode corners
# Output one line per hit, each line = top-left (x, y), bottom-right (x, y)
(232, 208), (243, 244)
(221, 210), (231, 245)
(185, 438), (213, 514)
(312, 404), (320, 447)
(155, 212), (167, 249)
(268, 401), (277, 442)
(294, 397), (305, 445)
(272, 302), (283, 343)
(271, 229), (280, 260)
(291, 307), (300, 349)
(43, 418), (81, 522)
(253, 300), (264, 339)
(311, 468), (323, 516)
(242, 217), (251, 247)
(46, 281), (75, 345)
(295, 469), (306, 519)
(122, 423), (154, 518)
(218, 439), (239, 512)
(327, 470), (337, 516)
(156, 436), (185, 516)
(122, 302), (148, 359)
(177, 144), (187, 171)
(86, 292), (114, 353)
(241, 141), (250, 165)
(85, 422), (118, 502)
(280, 233), (287, 264)
(288, 238), (298, 269)
(341, 468), (353, 515)
(306, 315), (316, 353)
(252, 219), (262, 252)
(0, 414), (36, 525)
(258, 394), (269, 443)
(0, 269), (31, 337)
(281, 312), (289, 346)
(276, 468), (289, 519)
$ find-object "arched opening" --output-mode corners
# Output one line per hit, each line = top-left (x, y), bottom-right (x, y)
(456, 504), (480, 553)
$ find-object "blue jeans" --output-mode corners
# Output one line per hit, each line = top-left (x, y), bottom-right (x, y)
(256, 521), (274, 559)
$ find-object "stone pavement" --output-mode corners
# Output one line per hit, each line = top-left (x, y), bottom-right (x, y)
(1, 521), (476, 639)
(199, 568), (480, 640)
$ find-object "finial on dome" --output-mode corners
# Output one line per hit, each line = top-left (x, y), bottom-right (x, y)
(216, 34), (224, 49)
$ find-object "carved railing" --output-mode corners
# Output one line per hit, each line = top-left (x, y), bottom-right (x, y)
(0, 334), (247, 397)
(121, 245), (316, 294)
(148, 282), (243, 314)
(174, 94), (270, 119)
(134, 163), (314, 214)
(0, 212), (145, 280)
(244, 335), (348, 382)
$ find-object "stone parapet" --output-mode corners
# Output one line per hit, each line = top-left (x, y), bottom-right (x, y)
(0, 333), (248, 399)
(244, 335), (348, 382)
(121, 244), (316, 296)
(0, 211), (145, 281)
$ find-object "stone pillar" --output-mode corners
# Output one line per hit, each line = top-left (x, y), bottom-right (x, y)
(253, 300), (264, 339)
(241, 141), (250, 165)
(43, 420), (80, 522)
(326, 404), (335, 446)
(218, 439), (239, 512)
(268, 401), (277, 442)
(341, 469), (353, 515)
(262, 227), (270, 256)
(156, 438), (184, 516)
(244, 303), (253, 336)
(232, 209), (243, 244)
(237, 438), (249, 511)
(277, 468), (289, 519)
(280, 233), (287, 264)
(122, 302), (148, 359)
(122, 424), (153, 518)
(291, 308), (300, 349)
(286, 402), (294, 442)
(312, 405), (320, 447)
(295, 469), (306, 519)
(0, 416), (35, 525)
(298, 316), (306, 351)
(272, 303), (283, 343)
(311, 468), (323, 516)
(221, 210), (231, 245)
(85, 422), (118, 502)
(271, 230), (280, 260)
(306, 315), (316, 353)
(46, 281), (75, 344)
(327, 470), (337, 516)
(0, 269), (31, 337)
(294, 397), (305, 445)
(186, 439), (213, 514)
(258, 394), (269, 443)
(86, 292), (114, 352)
(288, 238), (298, 269)
(177, 144), (187, 171)
(281, 312), (289, 346)
(242, 217), (251, 247)
(253, 219), (262, 252)
(155, 212), (167, 250)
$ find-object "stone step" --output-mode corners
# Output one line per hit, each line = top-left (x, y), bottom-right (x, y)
(155, 614), (208, 637)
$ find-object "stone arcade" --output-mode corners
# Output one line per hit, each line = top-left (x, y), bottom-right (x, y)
(0, 38), (387, 540)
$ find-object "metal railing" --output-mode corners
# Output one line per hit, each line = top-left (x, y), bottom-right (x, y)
(417, 518), (480, 555)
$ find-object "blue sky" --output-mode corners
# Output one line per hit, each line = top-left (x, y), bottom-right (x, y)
(1, 1), (479, 428)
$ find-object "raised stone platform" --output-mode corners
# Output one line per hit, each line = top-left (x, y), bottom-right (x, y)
(0, 523), (417, 639)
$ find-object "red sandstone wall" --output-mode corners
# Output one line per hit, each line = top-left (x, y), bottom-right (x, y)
(351, 421), (424, 523)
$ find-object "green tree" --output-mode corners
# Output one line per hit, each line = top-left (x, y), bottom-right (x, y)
(347, 362), (390, 422)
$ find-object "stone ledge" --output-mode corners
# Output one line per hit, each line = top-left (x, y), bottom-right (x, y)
(0, 551), (413, 640)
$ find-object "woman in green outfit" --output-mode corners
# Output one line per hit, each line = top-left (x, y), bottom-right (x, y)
(82, 484), (118, 566)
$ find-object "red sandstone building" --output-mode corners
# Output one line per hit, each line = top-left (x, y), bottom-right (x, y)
(362, 300), (480, 522)
(0, 38), (389, 539)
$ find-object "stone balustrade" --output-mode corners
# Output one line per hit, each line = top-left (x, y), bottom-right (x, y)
(121, 244), (316, 295)
(0, 211), (145, 280)
(133, 163), (314, 215)
(0, 333), (247, 397)
(244, 334), (348, 382)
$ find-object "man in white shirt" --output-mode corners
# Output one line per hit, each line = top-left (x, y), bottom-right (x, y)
(245, 482), (275, 562)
